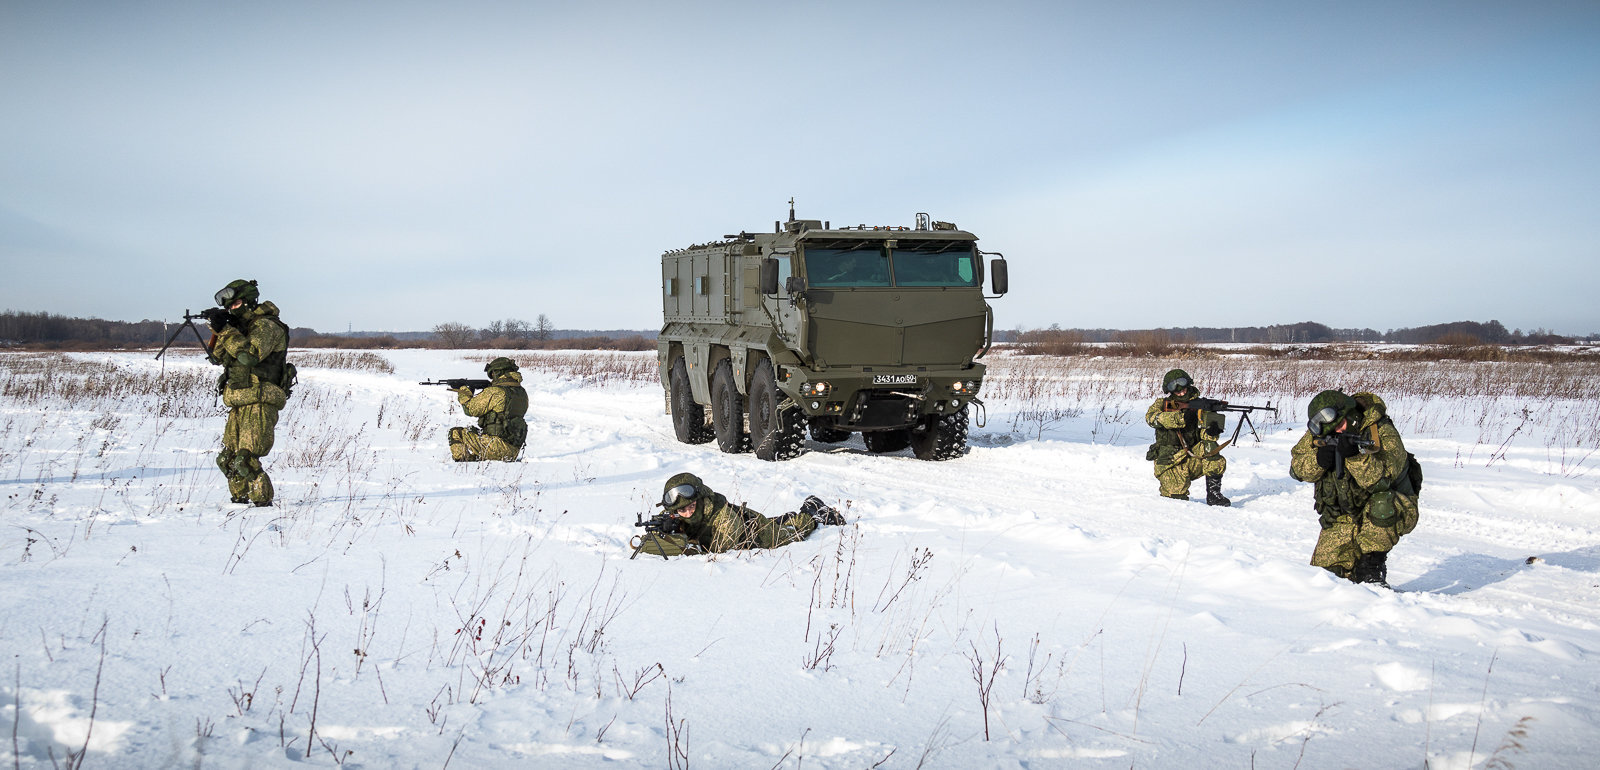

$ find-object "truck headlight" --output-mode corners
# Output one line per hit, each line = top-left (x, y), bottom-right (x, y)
(801, 381), (832, 397)
(949, 380), (979, 394)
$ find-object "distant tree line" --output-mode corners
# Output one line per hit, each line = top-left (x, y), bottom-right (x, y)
(1017, 320), (1583, 346)
(0, 310), (653, 351)
(428, 316), (653, 350)
(0, 310), (319, 350)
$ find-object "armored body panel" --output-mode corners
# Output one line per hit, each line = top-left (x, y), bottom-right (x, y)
(658, 209), (1008, 461)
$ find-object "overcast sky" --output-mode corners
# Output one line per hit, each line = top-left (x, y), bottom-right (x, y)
(3, 1), (1597, 335)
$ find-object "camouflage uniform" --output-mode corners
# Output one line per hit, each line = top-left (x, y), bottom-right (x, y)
(1144, 369), (1229, 503)
(210, 281), (290, 505)
(1290, 391), (1419, 583)
(657, 472), (838, 553)
(448, 357), (529, 462)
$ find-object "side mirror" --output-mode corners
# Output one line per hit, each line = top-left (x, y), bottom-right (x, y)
(990, 258), (1008, 296)
(785, 275), (806, 295)
(759, 258), (779, 295)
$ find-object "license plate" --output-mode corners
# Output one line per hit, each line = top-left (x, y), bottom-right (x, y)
(872, 374), (918, 385)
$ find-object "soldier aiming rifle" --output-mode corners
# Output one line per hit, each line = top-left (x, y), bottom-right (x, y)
(433, 357), (529, 462)
(1145, 369), (1276, 505)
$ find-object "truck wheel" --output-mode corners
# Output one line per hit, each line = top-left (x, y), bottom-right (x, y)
(808, 421), (851, 443)
(749, 360), (806, 461)
(669, 357), (713, 445)
(863, 429), (911, 454)
(911, 405), (970, 461)
(710, 360), (749, 453)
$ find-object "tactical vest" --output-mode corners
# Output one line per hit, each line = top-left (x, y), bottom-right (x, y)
(478, 382), (529, 447)
(1313, 406), (1420, 519)
(1153, 416), (1202, 464)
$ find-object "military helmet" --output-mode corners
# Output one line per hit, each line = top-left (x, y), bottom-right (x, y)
(1307, 389), (1358, 436)
(1162, 369), (1193, 395)
(215, 279), (259, 308)
(658, 472), (704, 511)
(485, 357), (519, 378)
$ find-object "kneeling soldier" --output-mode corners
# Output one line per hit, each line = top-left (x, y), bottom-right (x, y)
(448, 357), (528, 462)
(1145, 369), (1231, 505)
(1290, 389), (1420, 586)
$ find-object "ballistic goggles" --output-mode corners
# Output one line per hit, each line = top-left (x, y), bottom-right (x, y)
(214, 283), (255, 306)
(659, 483), (698, 510)
(1307, 406), (1341, 436)
(1163, 375), (1192, 394)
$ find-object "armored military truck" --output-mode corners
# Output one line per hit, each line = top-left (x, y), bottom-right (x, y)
(658, 205), (1008, 461)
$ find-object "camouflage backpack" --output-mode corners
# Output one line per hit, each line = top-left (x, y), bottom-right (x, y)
(1352, 392), (1423, 497)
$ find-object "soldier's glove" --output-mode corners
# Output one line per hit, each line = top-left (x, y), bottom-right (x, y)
(1315, 445), (1337, 471)
(1181, 407), (1198, 427)
(800, 495), (846, 526)
(1336, 438), (1362, 458)
(200, 307), (232, 333)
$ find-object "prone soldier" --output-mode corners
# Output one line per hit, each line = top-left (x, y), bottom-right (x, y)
(632, 473), (846, 558)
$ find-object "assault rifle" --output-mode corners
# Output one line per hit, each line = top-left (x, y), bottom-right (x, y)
(419, 378), (493, 390)
(1161, 397), (1278, 455)
(154, 308), (231, 361)
(630, 511), (684, 561)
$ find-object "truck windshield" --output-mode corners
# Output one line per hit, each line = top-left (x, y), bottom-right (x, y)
(804, 241), (979, 288)
(890, 242), (980, 287)
(806, 246), (891, 287)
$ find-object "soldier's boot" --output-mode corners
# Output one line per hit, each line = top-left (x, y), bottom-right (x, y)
(1205, 475), (1231, 507)
(800, 495), (846, 526)
(448, 427), (472, 462)
(248, 469), (274, 507)
(217, 449), (249, 503)
(1351, 551), (1390, 588)
(229, 450), (272, 506)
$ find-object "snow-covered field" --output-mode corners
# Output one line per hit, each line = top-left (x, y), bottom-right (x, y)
(3, 348), (1598, 769)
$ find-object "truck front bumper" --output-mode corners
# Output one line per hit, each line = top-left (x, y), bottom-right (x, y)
(779, 366), (984, 430)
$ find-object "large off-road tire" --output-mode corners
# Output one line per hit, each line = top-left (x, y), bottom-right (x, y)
(668, 356), (713, 445)
(863, 429), (912, 454)
(749, 359), (806, 461)
(710, 359), (750, 454)
(808, 421), (851, 444)
(911, 405), (970, 461)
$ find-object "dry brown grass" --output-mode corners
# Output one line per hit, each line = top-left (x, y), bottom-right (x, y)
(466, 351), (658, 385)
(293, 351), (396, 374)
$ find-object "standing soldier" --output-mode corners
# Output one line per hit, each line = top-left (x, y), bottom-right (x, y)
(1290, 389), (1420, 586)
(1144, 369), (1231, 505)
(448, 357), (528, 462)
(210, 279), (292, 506)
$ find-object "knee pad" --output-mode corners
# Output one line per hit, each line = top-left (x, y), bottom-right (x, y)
(216, 449), (235, 474)
(229, 450), (259, 478)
